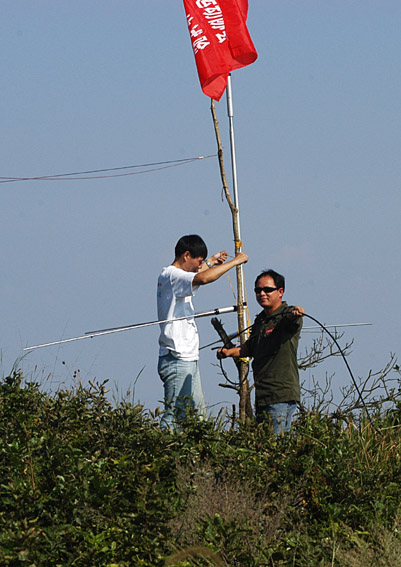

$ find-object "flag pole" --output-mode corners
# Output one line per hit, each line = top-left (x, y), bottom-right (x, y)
(210, 80), (252, 421)
(225, 74), (252, 421)
(183, 0), (258, 421)
(226, 73), (248, 340)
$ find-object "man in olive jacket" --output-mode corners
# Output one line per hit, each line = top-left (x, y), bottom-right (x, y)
(217, 269), (304, 433)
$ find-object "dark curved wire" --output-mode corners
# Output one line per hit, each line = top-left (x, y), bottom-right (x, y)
(302, 313), (377, 431)
(206, 310), (379, 433)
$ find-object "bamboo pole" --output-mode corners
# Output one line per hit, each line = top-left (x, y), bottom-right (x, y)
(210, 98), (252, 421)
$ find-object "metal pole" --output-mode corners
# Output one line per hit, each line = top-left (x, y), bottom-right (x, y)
(226, 73), (248, 340)
(23, 305), (238, 351)
(226, 75), (241, 219)
(225, 74), (252, 420)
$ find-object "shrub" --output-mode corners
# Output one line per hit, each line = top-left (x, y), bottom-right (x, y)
(1, 368), (401, 566)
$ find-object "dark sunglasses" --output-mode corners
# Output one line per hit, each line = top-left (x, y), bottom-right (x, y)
(254, 286), (279, 294)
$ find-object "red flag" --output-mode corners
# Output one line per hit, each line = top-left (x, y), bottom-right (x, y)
(183, 0), (258, 101)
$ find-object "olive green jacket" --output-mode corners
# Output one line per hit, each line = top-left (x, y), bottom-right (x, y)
(246, 302), (302, 407)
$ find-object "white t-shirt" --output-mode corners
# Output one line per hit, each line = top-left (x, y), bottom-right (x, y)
(157, 265), (200, 360)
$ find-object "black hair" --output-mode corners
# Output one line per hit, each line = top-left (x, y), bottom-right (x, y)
(255, 269), (285, 292)
(174, 234), (208, 260)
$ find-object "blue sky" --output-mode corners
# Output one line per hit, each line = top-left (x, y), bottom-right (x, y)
(2, 1), (400, 414)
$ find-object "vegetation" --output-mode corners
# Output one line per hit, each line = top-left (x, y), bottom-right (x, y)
(1, 365), (401, 566)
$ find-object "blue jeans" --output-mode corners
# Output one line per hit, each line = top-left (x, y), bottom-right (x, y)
(256, 402), (297, 434)
(158, 352), (206, 430)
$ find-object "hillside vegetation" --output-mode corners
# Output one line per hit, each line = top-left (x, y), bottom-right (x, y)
(1, 369), (401, 566)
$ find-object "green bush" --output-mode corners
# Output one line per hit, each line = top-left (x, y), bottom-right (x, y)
(1, 369), (401, 566)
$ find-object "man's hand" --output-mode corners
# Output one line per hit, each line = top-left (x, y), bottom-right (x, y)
(208, 250), (248, 267)
(210, 250), (228, 265)
(288, 305), (305, 319)
(217, 347), (228, 360)
(233, 251), (248, 265)
(216, 345), (243, 359)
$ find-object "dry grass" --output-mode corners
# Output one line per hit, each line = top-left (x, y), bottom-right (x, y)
(168, 458), (291, 565)
(335, 512), (401, 567)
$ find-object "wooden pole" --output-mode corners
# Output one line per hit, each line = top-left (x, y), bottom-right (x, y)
(210, 98), (252, 421)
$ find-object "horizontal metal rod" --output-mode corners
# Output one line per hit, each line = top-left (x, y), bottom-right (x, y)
(23, 305), (238, 351)
(85, 305), (237, 335)
(302, 322), (372, 332)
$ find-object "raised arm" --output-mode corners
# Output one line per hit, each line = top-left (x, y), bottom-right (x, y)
(193, 252), (248, 286)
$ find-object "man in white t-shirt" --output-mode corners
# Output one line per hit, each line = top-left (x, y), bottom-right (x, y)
(157, 234), (248, 430)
